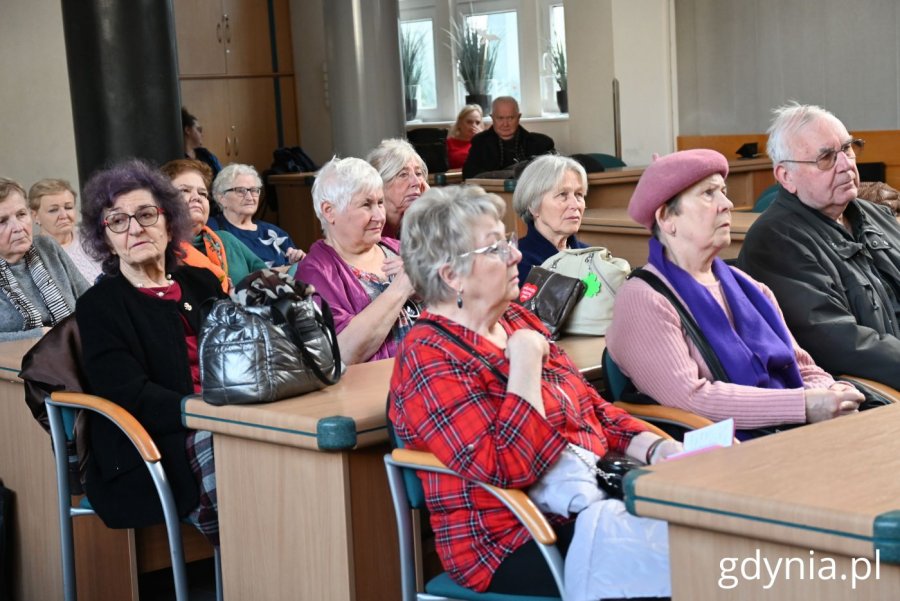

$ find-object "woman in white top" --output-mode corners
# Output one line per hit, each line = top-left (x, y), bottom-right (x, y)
(28, 178), (102, 283)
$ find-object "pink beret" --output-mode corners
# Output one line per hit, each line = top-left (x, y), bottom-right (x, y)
(628, 149), (729, 230)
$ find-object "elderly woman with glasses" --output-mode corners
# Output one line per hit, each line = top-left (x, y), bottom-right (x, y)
(389, 185), (677, 598)
(296, 156), (419, 364)
(209, 163), (305, 268)
(366, 138), (429, 239)
(0, 177), (89, 341)
(607, 149), (863, 438)
(161, 159), (265, 290)
(76, 159), (226, 544)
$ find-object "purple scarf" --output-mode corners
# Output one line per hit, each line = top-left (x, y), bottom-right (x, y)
(648, 238), (802, 389)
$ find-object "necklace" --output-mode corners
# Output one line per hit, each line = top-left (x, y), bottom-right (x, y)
(134, 274), (174, 297)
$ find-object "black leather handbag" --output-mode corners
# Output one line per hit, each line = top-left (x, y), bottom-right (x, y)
(517, 266), (585, 339)
(594, 452), (645, 499)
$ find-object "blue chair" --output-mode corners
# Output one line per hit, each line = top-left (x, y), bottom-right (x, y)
(44, 393), (223, 601)
(752, 183), (781, 212)
(384, 446), (566, 601)
(602, 348), (717, 440)
(586, 153), (626, 169)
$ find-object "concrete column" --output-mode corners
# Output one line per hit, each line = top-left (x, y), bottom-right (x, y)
(61, 0), (182, 185)
(323, 0), (405, 158)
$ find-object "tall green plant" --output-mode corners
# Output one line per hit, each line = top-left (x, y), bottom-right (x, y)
(401, 29), (425, 96)
(550, 40), (567, 91)
(449, 19), (499, 96)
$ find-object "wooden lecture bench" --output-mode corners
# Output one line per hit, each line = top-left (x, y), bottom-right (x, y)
(181, 335), (605, 601)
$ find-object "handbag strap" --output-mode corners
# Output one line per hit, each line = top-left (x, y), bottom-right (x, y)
(629, 268), (729, 383)
(271, 295), (342, 385)
(416, 318), (509, 384)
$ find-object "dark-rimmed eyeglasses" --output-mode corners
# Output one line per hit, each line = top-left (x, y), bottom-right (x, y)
(224, 186), (262, 197)
(459, 232), (518, 262)
(780, 138), (865, 171)
(102, 206), (164, 233)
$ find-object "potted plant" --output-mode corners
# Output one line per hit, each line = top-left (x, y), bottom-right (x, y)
(550, 40), (568, 113)
(401, 29), (425, 120)
(449, 18), (499, 114)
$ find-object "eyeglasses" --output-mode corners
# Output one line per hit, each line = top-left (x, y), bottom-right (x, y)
(780, 139), (865, 171)
(460, 232), (518, 262)
(103, 205), (164, 233)
(491, 115), (519, 123)
(224, 186), (262, 197)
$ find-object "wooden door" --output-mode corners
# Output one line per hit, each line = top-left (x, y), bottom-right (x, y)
(228, 78), (278, 172)
(173, 0), (228, 76)
(223, 0), (275, 75)
(180, 79), (231, 163)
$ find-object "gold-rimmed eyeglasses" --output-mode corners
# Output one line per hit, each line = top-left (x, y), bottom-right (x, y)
(780, 138), (865, 171)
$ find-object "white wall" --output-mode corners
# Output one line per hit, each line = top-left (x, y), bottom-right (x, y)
(676, 0), (900, 134)
(0, 0), (79, 191)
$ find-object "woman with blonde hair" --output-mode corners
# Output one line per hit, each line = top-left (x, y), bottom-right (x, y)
(28, 178), (102, 283)
(446, 104), (484, 170)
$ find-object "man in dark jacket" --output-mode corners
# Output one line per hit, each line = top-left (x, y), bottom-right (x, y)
(738, 102), (900, 389)
(462, 96), (555, 179)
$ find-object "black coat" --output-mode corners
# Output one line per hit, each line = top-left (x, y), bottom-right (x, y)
(738, 189), (900, 388)
(76, 266), (224, 528)
(462, 125), (555, 179)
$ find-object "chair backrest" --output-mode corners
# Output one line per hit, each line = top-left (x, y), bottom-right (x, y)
(601, 348), (630, 401)
(20, 315), (90, 495)
(752, 183), (781, 212)
(407, 128), (450, 174)
(385, 395), (427, 509)
(586, 153), (626, 168)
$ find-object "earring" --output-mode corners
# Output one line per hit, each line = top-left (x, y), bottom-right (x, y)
(456, 288), (464, 309)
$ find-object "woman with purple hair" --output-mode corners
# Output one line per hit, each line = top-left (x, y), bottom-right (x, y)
(76, 159), (225, 545)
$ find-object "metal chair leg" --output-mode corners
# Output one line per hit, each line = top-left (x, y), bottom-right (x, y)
(214, 545), (224, 601)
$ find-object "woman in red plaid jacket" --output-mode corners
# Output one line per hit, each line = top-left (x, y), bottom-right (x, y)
(390, 185), (679, 598)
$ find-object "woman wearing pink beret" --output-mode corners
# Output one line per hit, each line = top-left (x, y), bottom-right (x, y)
(606, 149), (862, 438)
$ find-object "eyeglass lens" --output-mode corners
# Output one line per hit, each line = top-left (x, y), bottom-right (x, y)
(228, 186), (262, 196)
(105, 206), (161, 233)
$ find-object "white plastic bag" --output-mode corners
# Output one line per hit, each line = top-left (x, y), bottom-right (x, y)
(565, 500), (671, 601)
(528, 445), (606, 517)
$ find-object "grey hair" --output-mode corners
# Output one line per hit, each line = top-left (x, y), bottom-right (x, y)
(401, 185), (506, 305)
(767, 102), (843, 166)
(512, 155), (587, 222)
(211, 163), (262, 209)
(366, 138), (428, 183)
(311, 156), (383, 230)
(491, 96), (519, 114)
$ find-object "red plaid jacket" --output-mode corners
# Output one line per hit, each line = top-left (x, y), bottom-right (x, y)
(389, 304), (647, 592)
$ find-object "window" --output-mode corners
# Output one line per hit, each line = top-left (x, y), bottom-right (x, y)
(399, 0), (569, 122)
(400, 19), (437, 110)
(464, 11), (520, 102)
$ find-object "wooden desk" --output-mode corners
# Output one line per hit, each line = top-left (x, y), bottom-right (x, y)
(182, 335), (606, 601)
(626, 404), (900, 599)
(579, 208), (760, 267)
(0, 338), (212, 601)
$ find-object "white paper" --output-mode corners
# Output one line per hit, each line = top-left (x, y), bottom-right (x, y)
(681, 418), (734, 454)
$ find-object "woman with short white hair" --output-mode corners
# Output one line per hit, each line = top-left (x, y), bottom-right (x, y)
(209, 163), (304, 268)
(366, 138), (429, 239)
(512, 155), (589, 285)
(296, 157), (419, 364)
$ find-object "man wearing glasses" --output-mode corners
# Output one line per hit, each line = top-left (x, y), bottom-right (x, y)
(739, 102), (900, 389)
(462, 96), (555, 179)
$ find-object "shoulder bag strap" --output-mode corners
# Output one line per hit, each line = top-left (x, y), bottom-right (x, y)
(629, 268), (729, 383)
(271, 295), (342, 385)
(416, 318), (509, 384)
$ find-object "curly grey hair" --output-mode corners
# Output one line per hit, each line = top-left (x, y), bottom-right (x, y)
(401, 185), (505, 305)
(311, 156), (383, 230)
(512, 155), (587, 222)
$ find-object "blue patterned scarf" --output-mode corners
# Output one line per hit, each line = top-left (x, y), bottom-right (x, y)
(648, 238), (802, 389)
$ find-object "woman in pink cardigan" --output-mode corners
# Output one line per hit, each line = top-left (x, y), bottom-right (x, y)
(606, 149), (862, 437)
(296, 157), (420, 364)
